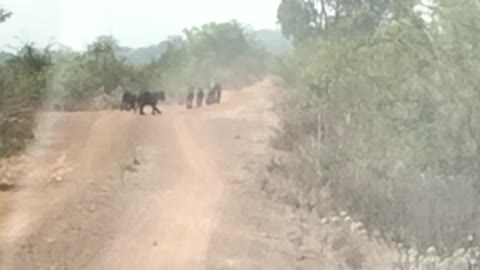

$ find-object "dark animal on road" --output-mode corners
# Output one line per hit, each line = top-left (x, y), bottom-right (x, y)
(205, 83), (222, 105)
(121, 91), (137, 112)
(186, 87), (194, 109)
(196, 88), (204, 108)
(53, 104), (63, 111)
(205, 88), (215, 106)
(213, 82), (222, 104)
(137, 90), (166, 115)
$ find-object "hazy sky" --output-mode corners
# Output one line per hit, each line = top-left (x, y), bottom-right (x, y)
(0, 0), (280, 51)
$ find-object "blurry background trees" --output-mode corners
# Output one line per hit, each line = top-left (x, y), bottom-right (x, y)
(0, 14), (287, 157)
(0, 9), (52, 156)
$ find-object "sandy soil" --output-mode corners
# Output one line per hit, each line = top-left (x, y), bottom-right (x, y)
(0, 79), (317, 270)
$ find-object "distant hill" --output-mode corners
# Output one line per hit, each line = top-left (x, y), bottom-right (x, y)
(120, 29), (293, 65)
(1, 30), (292, 66)
(254, 29), (293, 55)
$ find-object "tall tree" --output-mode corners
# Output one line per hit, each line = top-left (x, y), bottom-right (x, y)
(86, 35), (127, 93)
(277, 0), (322, 43)
(0, 8), (12, 23)
(276, 0), (420, 43)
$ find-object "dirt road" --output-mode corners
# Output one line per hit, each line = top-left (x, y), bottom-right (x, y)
(0, 79), (304, 270)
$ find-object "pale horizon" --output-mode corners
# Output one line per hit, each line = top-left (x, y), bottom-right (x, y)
(0, 0), (281, 51)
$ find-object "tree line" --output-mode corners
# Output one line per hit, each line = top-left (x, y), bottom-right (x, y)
(271, 0), (480, 254)
(0, 9), (269, 157)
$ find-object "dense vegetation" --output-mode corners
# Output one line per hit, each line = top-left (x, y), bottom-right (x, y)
(0, 6), (51, 156)
(0, 12), (271, 157)
(270, 0), (480, 254)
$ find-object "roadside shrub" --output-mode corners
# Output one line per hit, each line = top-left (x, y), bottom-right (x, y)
(272, 11), (480, 252)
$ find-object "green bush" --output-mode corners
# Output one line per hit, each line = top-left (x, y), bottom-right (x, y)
(0, 44), (51, 156)
(272, 0), (480, 253)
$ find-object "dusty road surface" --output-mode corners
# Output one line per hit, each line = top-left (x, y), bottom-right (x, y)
(0, 79), (307, 270)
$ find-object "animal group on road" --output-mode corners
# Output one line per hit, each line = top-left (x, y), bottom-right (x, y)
(186, 82), (222, 110)
(121, 81), (223, 116)
(120, 90), (166, 115)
